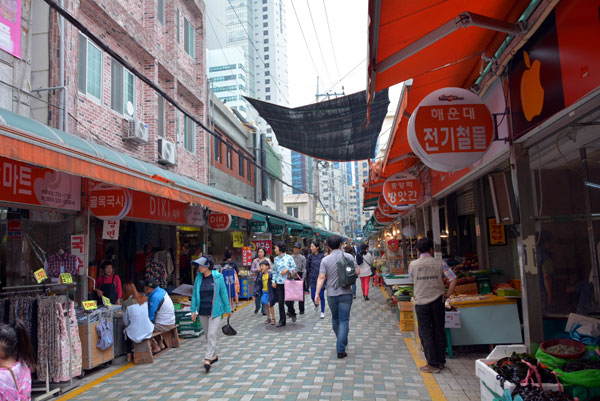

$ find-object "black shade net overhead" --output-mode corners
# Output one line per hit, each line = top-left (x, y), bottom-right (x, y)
(244, 89), (389, 161)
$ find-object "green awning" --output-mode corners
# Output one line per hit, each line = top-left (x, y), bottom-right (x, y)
(268, 217), (286, 227)
(251, 213), (267, 222)
(287, 222), (303, 232)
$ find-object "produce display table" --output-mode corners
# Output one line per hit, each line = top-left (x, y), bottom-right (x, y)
(448, 295), (522, 346)
(382, 275), (413, 286)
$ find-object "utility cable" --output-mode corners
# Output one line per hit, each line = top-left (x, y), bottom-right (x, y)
(322, 0), (341, 80)
(306, 0), (332, 84)
(289, 0), (322, 81)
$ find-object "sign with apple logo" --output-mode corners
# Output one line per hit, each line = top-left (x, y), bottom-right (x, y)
(507, 10), (565, 139)
(407, 87), (494, 172)
(520, 51), (544, 122)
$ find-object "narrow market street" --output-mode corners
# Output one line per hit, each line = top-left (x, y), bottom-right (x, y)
(58, 283), (482, 401)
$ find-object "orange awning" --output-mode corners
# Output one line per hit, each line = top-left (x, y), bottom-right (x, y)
(368, 0), (530, 105)
(0, 125), (252, 220)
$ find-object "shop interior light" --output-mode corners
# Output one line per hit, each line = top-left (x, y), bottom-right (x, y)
(585, 181), (600, 190)
(440, 230), (449, 238)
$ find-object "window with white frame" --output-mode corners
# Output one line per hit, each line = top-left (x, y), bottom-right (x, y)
(184, 17), (195, 58)
(110, 59), (135, 117)
(78, 33), (102, 101)
(184, 116), (195, 152)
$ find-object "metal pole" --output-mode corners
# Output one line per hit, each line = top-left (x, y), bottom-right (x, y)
(580, 148), (600, 304)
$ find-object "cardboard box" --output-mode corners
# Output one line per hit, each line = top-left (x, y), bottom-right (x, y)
(454, 282), (478, 295)
(399, 301), (413, 311)
(400, 319), (414, 331)
(444, 311), (461, 328)
(400, 310), (414, 321)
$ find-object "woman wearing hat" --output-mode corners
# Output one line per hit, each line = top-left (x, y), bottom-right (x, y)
(190, 256), (232, 373)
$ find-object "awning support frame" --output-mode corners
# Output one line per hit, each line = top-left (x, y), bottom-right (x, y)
(376, 11), (526, 74)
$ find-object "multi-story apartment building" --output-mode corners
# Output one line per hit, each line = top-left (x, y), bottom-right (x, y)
(33, 0), (210, 183)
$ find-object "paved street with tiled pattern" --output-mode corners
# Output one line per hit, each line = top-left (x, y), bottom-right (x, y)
(65, 282), (482, 400)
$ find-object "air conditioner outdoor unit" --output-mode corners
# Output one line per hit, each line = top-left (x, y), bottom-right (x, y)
(158, 138), (177, 165)
(124, 119), (149, 143)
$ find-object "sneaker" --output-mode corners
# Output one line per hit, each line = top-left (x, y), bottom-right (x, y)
(320, 312), (325, 319)
(419, 365), (440, 374)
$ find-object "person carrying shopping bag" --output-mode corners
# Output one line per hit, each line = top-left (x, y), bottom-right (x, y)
(190, 256), (232, 373)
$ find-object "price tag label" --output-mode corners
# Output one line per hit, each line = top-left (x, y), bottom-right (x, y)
(34, 268), (48, 283)
(102, 296), (111, 307)
(82, 300), (97, 310)
(60, 273), (73, 284)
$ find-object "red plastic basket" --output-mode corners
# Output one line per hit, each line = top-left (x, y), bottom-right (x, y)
(540, 339), (586, 360)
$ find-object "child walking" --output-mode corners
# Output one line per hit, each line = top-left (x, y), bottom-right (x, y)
(255, 260), (276, 325)
(0, 320), (36, 400)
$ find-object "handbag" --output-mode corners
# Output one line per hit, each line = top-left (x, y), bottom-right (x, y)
(284, 278), (304, 301)
(222, 317), (237, 336)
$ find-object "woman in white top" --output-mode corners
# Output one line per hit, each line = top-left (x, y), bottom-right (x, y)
(358, 243), (375, 300)
(122, 282), (154, 350)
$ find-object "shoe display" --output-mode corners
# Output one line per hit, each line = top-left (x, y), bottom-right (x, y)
(320, 312), (325, 319)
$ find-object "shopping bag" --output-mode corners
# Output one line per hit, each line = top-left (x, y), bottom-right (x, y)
(284, 278), (304, 301)
(222, 317), (237, 336)
(260, 290), (269, 305)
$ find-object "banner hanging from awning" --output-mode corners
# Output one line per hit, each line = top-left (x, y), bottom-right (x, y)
(245, 90), (390, 161)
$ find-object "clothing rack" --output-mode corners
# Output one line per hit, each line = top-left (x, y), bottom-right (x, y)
(0, 290), (79, 400)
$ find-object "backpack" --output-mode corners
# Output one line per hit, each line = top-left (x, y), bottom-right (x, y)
(336, 254), (358, 289)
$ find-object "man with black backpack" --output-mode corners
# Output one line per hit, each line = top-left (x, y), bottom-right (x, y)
(315, 235), (359, 359)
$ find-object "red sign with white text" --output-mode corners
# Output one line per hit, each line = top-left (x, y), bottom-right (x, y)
(0, 157), (80, 210)
(251, 240), (272, 255)
(89, 184), (132, 220)
(128, 191), (187, 224)
(208, 212), (232, 231)
(374, 208), (395, 225)
(242, 246), (252, 266)
(382, 172), (421, 210)
(378, 196), (401, 217)
(408, 88), (493, 172)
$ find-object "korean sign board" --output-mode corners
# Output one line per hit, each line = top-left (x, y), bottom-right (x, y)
(0, 157), (81, 211)
(382, 172), (421, 211)
(408, 88), (494, 172)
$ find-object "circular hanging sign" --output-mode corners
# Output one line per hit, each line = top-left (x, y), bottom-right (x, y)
(382, 172), (421, 210)
(250, 220), (268, 234)
(89, 184), (132, 220)
(374, 207), (395, 225)
(208, 212), (232, 231)
(378, 195), (401, 218)
(407, 87), (494, 172)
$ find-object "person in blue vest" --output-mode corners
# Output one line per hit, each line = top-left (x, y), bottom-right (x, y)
(141, 278), (175, 353)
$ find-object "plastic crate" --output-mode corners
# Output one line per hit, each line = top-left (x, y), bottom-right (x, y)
(178, 321), (202, 331)
(400, 311), (414, 321)
(400, 319), (414, 331)
(399, 301), (413, 311)
(496, 288), (521, 297)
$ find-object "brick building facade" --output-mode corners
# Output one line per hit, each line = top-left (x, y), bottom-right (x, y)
(44, 0), (209, 183)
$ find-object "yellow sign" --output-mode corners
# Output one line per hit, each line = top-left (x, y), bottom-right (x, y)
(60, 273), (73, 284)
(488, 218), (507, 246)
(82, 300), (97, 310)
(102, 296), (111, 307)
(232, 231), (244, 248)
(34, 268), (48, 283)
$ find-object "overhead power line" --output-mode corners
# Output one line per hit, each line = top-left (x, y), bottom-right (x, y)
(322, 0), (341, 80)
(306, 0), (332, 85)
(290, 0), (322, 81)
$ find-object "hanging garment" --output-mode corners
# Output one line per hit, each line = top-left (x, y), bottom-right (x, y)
(68, 302), (82, 378)
(46, 253), (78, 277)
(54, 302), (71, 382)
